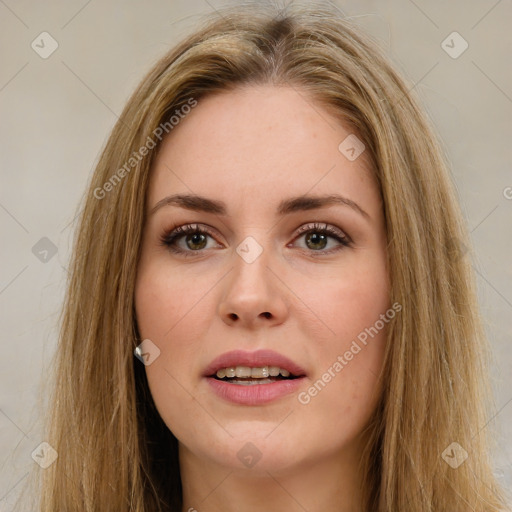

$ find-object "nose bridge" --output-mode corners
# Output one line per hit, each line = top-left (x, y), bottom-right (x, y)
(230, 233), (273, 298)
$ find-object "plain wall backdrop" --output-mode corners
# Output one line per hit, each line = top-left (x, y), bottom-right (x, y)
(0, 0), (511, 508)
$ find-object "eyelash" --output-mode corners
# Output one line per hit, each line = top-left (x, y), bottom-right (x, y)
(159, 222), (351, 258)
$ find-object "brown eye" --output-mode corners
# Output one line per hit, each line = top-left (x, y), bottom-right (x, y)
(292, 223), (351, 255)
(160, 224), (219, 256)
(184, 232), (208, 250)
(304, 232), (329, 251)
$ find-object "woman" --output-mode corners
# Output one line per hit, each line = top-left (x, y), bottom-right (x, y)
(30, 1), (510, 511)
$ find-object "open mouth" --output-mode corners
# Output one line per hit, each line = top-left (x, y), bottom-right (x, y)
(205, 355), (307, 404)
(210, 366), (302, 385)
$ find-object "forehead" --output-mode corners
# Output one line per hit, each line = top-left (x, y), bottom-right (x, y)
(147, 85), (378, 214)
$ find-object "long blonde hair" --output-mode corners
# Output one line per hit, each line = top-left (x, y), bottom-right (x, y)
(25, 1), (510, 510)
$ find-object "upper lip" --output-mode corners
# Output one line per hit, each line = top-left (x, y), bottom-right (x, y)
(203, 349), (307, 377)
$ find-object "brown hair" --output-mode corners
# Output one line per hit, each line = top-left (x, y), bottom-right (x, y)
(24, 1), (510, 510)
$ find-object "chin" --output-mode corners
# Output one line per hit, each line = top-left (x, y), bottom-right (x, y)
(194, 431), (308, 474)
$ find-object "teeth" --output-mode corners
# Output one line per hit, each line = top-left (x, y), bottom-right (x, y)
(268, 366), (280, 377)
(251, 367), (269, 378)
(235, 366), (252, 378)
(215, 365), (294, 379)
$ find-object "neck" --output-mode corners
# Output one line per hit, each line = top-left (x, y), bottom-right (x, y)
(179, 443), (366, 512)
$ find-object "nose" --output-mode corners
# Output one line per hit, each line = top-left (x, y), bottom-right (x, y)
(217, 243), (288, 328)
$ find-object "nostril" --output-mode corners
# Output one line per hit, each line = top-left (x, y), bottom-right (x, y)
(262, 312), (271, 318)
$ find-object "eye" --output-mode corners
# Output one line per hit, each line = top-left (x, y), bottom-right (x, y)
(160, 223), (220, 257)
(291, 222), (351, 255)
(160, 222), (351, 257)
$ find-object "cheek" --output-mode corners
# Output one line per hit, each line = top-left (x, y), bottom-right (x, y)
(292, 255), (389, 431)
(135, 259), (212, 342)
(294, 252), (390, 347)
(134, 263), (213, 440)
(134, 261), (208, 401)
(296, 309), (388, 447)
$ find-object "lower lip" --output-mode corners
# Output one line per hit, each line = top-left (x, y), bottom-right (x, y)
(206, 376), (306, 405)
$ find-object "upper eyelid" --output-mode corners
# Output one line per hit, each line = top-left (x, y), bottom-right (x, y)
(295, 222), (348, 237)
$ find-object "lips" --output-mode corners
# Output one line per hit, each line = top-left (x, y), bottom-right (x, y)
(203, 349), (307, 378)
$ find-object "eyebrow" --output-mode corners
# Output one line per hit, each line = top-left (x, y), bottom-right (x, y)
(150, 193), (370, 219)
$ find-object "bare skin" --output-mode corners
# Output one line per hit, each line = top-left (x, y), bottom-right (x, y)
(135, 84), (390, 512)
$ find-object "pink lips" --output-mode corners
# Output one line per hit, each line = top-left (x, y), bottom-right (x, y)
(203, 349), (307, 377)
(203, 349), (307, 406)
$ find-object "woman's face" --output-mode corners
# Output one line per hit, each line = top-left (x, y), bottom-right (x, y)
(135, 84), (390, 474)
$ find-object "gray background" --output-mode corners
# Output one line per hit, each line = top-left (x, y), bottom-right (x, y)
(1, 0), (511, 508)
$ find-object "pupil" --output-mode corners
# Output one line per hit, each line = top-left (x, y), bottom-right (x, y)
(307, 232), (327, 250)
(187, 233), (207, 250)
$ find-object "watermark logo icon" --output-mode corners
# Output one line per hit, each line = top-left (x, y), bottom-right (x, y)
(338, 134), (365, 161)
(32, 237), (58, 263)
(441, 442), (468, 468)
(446, 237), (468, 261)
(441, 31), (468, 59)
(236, 236), (263, 264)
(237, 442), (262, 468)
(31, 32), (59, 59)
(31, 442), (58, 469)
(134, 339), (161, 365)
